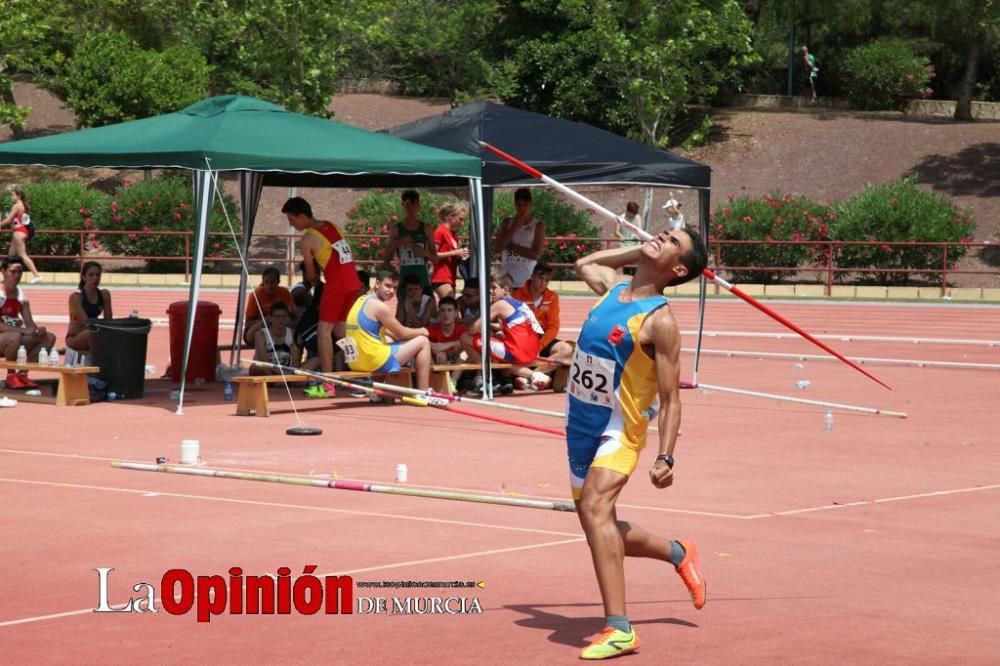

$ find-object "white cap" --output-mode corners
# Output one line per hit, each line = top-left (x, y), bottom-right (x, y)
(662, 197), (680, 210)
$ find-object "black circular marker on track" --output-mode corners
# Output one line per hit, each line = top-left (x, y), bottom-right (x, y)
(286, 426), (323, 436)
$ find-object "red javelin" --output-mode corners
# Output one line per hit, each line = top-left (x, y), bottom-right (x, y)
(479, 140), (891, 390)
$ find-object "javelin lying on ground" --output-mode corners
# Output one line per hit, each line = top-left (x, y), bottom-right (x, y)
(113, 462), (577, 512)
(249, 361), (564, 437)
(478, 141), (892, 391)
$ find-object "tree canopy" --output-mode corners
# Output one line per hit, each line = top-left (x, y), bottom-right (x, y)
(1, 0), (997, 138)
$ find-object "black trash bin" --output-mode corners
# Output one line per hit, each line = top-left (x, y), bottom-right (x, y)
(89, 317), (153, 399)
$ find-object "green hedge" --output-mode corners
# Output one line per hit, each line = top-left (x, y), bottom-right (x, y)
(98, 176), (239, 271)
(830, 177), (976, 284)
(3, 182), (110, 272)
(709, 182), (976, 285)
(711, 193), (831, 283)
(841, 39), (933, 111)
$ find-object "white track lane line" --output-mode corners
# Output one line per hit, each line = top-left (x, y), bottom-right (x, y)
(742, 483), (1000, 519)
(0, 537), (584, 628)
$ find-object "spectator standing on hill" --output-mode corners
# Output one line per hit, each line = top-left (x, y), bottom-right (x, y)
(430, 200), (470, 299)
(66, 261), (114, 353)
(801, 46), (819, 100)
(1, 189), (42, 283)
(495, 188), (546, 288)
(283, 196), (362, 375)
(0, 256), (55, 390)
(382, 190), (437, 291)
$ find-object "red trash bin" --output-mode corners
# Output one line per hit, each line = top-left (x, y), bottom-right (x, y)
(167, 301), (221, 384)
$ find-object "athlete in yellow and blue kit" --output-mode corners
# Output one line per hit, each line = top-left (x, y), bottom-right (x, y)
(342, 269), (432, 390)
(569, 227), (709, 660)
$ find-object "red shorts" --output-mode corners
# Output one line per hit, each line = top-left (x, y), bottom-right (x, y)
(472, 334), (535, 364)
(320, 289), (359, 324)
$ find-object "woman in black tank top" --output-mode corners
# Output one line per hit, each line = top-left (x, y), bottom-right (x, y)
(66, 261), (114, 352)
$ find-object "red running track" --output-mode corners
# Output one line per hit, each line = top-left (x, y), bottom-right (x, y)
(2, 288), (998, 663)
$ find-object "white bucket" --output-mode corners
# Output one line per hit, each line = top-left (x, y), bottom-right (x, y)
(180, 439), (200, 465)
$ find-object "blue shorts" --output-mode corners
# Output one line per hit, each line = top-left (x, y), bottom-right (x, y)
(567, 433), (643, 501)
(375, 343), (403, 373)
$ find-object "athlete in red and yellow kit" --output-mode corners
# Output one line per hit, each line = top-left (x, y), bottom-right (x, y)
(283, 197), (361, 374)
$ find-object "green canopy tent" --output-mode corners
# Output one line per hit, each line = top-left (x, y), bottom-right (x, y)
(0, 95), (486, 409)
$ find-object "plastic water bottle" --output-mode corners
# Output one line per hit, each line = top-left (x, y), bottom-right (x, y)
(49, 348), (59, 365)
(129, 309), (138, 319)
(223, 381), (234, 401)
(795, 379), (811, 390)
(107, 392), (120, 401)
(823, 410), (834, 432)
(16, 345), (27, 366)
(38, 347), (49, 366)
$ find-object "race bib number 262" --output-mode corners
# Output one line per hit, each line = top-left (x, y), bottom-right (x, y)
(568, 350), (615, 408)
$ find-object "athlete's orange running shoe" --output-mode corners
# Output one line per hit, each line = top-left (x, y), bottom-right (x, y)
(674, 538), (706, 609)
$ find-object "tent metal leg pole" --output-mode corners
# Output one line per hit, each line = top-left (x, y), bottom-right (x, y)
(472, 179), (492, 399)
(178, 169), (214, 413)
(694, 188), (711, 385)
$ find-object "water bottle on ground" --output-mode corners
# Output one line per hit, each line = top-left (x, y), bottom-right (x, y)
(223, 381), (234, 401)
(795, 379), (811, 390)
(107, 392), (119, 401)
(16, 345), (27, 366)
(823, 410), (834, 432)
(38, 347), (49, 366)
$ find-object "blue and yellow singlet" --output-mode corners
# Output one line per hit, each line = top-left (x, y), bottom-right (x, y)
(565, 282), (668, 495)
(343, 294), (400, 373)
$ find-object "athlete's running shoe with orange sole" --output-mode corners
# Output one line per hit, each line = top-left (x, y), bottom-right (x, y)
(674, 538), (706, 609)
(579, 626), (639, 660)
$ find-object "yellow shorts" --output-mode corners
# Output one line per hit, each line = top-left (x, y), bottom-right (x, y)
(568, 435), (644, 501)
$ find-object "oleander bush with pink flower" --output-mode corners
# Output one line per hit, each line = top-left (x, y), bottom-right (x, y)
(711, 193), (831, 283)
(830, 176), (976, 284)
(99, 176), (238, 271)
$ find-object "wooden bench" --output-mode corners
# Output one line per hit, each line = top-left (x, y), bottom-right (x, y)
(0, 360), (100, 406)
(429, 362), (568, 395)
(232, 369), (414, 417)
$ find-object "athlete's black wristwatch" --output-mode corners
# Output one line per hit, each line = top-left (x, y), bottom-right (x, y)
(655, 454), (674, 469)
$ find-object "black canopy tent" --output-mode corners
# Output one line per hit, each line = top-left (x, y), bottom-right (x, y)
(388, 101), (713, 385)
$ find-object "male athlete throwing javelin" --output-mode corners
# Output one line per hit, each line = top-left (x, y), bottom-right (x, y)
(569, 226), (709, 660)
